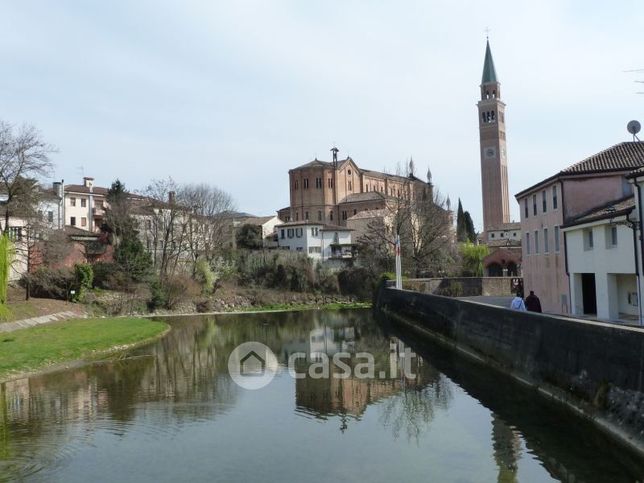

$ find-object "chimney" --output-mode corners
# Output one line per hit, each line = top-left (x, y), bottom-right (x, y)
(168, 191), (176, 204)
(53, 181), (63, 198)
(83, 177), (94, 189)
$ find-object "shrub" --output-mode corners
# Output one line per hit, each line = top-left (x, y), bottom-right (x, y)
(163, 275), (200, 310)
(21, 267), (75, 300)
(147, 275), (200, 311)
(147, 278), (167, 311)
(92, 261), (117, 289)
(195, 260), (215, 294)
(338, 267), (377, 301)
(74, 263), (94, 298)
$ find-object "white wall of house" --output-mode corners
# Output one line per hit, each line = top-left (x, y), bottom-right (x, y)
(261, 216), (283, 240)
(277, 223), (352, 261)
(564, 219), (638, 321)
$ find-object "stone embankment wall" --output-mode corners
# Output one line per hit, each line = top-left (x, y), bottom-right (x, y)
(404, 277), (517, 297)
(375, 286), (644, 455)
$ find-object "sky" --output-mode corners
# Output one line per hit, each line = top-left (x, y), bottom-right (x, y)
(2, 0), (643, 229)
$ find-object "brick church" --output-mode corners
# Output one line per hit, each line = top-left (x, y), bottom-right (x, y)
(278, 147), (433, 226)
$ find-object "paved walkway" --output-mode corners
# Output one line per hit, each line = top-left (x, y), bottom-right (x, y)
(458, 296), (513, 308)
(0, 311), (85, 334)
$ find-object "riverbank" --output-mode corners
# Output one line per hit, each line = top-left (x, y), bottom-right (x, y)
(0, 317), (169, 383)
(375, 285), (644, 459)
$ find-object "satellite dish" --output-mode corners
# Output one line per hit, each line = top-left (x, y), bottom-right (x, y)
(627, 120), (641, 135)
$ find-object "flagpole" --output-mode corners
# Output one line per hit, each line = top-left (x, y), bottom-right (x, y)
(395, 234), (402, 290)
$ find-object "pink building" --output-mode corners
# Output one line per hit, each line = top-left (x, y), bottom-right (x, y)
(515, 142), (644, 314)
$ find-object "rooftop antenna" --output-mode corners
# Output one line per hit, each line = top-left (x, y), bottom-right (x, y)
(627, 120), (641, 141)
(484, 27), (491, 39)
(77, 165), (85, 178)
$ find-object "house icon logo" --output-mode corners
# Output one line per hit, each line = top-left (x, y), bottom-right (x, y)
(228, 342), (278, 390)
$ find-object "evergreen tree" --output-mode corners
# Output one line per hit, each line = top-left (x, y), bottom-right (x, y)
(456, 199), (466, 242)
(463, 211), (477, 243)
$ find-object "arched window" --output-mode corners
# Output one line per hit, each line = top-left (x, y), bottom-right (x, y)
(491, 111), (495, 121)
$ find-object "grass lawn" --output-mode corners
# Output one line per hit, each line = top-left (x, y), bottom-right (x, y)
(0, 317), (168, 381)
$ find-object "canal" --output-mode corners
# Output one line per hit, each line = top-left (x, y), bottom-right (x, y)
(1, 309), (643, 482)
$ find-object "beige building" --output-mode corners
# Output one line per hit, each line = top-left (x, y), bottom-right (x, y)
(515, 141), (644, 314)
(278, 148), (432, 226)
(64, 177), (108, 232)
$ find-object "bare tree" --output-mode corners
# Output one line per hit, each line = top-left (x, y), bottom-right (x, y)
(140, 178), (189, 280)
(0, 122), (55, 233)
(358, 163), (454, 277)
(177, 183), (235, 272)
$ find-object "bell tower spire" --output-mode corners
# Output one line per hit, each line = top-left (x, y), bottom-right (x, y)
(478, 38), (510, 233)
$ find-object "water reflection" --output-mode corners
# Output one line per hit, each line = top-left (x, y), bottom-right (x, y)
(0, 310), (642, 482)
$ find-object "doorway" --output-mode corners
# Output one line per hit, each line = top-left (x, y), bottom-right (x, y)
(581, 273), (597, 314)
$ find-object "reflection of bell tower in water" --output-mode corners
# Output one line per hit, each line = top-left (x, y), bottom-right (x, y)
(478, 38), (511, 233)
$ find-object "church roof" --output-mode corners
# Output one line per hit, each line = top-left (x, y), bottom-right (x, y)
(338, 192), (386, 204)
(481, 40), (498, 84)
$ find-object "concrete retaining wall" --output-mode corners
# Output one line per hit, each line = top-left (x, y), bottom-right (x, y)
(375, 286), (644, 454)
(404, 277), (518, 297)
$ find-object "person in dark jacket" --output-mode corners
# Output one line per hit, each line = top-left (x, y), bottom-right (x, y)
(525, 291), (542, 313)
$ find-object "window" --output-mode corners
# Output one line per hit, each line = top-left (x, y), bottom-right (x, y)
(81, 217), (87, 227)
(329, 211), (333, 221)
(554, 226), (560, 252)
(491, 233), (495, 238)
(317, 211), (322, 221)
(47, 211), (54, 223)
(348, 181), (352, 191)
(70, 197), (76, 207)
(327, 178), (333, 188)
(305, 212), (309, 220)
(526, 232), (531, 254)
(543, 228), (549, 253)
(342, 211), (347, 221)
(584, 228), (594, 250)
(296, 228), (303, 238)
(607, 225), (618, 248)
(280, 229), (285, 239)
(287, 229), (294, 238)
(500, 232), (504, 238)
(303, 179), (309, 189)
(70, 216), (76, 226)
(348, 170), (352, 176)
(308, 246), (321, 254)
(96, 200), (104, 208)
(294, 180), (299, 190)
(311, 227), (319, 236)
(552, 185), (558, 210)
(524, 199), (528, 219)
(532, 195), (537, 216)
(8, 227), (22, 241)
(534, 230), (539, 254)
(295, 212), (299, 221)
(81, 198), (87, 208)
(542, 190), (547, 213)
(353, 209), (357, 216)
(315, 177), (322, 189)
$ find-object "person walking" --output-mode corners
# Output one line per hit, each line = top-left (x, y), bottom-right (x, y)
(525, 291), (542, 313)
(510, 291), (527, 311)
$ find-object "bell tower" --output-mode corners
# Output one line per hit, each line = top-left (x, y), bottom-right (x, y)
(478, 39), (510, 233)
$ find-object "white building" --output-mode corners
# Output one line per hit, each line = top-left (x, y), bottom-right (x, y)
(64, 177), (108, 232)
(277, 222), (353, 262)
(562, 196), (639, 322)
